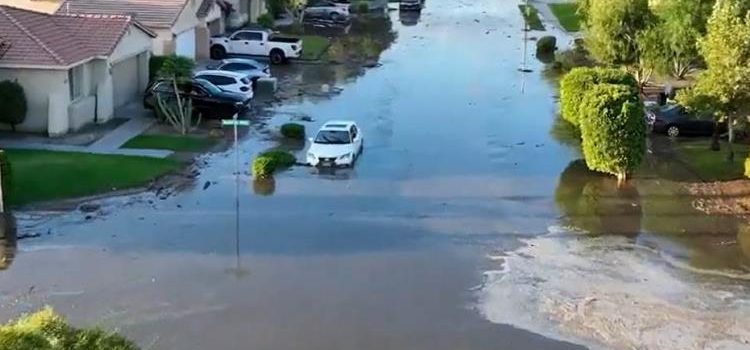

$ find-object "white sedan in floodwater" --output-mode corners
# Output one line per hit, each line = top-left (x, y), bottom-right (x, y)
(306, 121), (364, 167)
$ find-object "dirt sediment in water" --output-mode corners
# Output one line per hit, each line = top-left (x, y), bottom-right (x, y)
(685, 180), (750, 218)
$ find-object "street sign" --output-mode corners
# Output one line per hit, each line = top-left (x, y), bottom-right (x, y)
(222, 119), (250, 126)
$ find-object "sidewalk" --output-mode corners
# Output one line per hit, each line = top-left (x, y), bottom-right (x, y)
(530, 0), (582, 48)
(0, 114), (173, 159)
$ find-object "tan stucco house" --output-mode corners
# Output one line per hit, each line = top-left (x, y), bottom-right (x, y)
(58, 0), (227, 59)
(0, 5), (155, 136)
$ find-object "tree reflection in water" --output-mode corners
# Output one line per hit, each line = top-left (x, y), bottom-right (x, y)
(555, 160), (642, 237)
(0, 212), (17, 271)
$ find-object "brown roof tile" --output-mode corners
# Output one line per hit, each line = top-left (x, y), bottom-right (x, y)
(0, 5), (153, 67)
(57, 0), (188, 29)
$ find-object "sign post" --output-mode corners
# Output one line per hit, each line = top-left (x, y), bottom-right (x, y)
(222, 114), (251, 277)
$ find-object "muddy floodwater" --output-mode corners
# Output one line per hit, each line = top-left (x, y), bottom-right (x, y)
(2, 0), (750, 349)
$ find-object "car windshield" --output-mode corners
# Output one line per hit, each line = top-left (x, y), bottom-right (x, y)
(314, 130), (351, 144)
(194, 79), (223, 95)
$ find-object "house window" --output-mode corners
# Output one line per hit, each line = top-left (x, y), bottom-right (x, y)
(68, 65), (84, 100)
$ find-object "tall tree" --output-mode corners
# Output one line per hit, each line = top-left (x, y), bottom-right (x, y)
(651, 0), (715, 79)
(678, 0), (750, 160)
(583, 0), (653, 87)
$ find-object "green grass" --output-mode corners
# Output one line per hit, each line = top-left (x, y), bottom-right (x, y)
(674, 140), (750, 181)
(122, 134), (214, 152)
(5, 149), (181, 206)
(301, 35), (331, 60)
(518, 4), (545, 31)
(549, 2), (581, 32)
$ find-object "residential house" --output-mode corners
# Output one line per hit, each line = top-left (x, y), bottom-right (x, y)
(225, 0), (266, 28)
(0, 0), (60, 13)
(0, 5), (155, 135)
(58, 0), (226, 59)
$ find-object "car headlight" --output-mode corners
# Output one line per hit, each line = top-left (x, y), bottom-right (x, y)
(338, 153), (351, 160)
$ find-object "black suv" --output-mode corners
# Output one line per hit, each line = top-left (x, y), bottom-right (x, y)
(144, 78), (250, 119)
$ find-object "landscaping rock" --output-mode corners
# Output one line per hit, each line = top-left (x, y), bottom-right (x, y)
(79, 203), (100, 213)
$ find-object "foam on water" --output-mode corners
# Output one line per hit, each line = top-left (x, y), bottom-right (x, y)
(476, 226), (750, 350)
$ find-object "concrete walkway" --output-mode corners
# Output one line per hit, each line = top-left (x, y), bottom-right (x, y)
(530, 0), (582, 48)
(0, 117), (173, 158)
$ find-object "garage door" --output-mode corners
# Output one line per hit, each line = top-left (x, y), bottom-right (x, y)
(175, 29), (196, 59)
(112, 55), (140, 109)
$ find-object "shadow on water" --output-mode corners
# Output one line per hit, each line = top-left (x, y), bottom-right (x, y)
(0, 212), (17, 271)
(555, 160), (642, 237)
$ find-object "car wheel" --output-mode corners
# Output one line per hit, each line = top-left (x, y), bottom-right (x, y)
(269, 49), (285, 65)
(210, 45), (227, 59)
(667, 125), (680, 138)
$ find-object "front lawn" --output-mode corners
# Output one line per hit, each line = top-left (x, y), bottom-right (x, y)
(549, 3), (581, 32)
(122, 134), (215, 152)
(673, 140), (750, 181)
(6, 149), (181, 206)
(301, 35), (331, 60)
(518, 4), (545, 31)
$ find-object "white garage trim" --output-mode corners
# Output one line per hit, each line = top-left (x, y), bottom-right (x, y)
(175, 28), (196, 59)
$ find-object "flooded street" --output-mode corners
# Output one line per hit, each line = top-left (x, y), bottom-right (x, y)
(2, 0), (750, 349)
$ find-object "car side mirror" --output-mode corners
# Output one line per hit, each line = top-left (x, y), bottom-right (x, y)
(308, 137), (314, 143)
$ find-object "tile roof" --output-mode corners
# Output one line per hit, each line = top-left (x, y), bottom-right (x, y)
(0, 5), (154, 67)
(57, 0), (189, 29)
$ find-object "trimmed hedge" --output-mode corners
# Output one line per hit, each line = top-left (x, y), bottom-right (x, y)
(0, 81), (27, 132)
(252, 150), (296, 178)
(0, 307), (139, 350)
(536, 36), (557, 55)
(356, 1), (369, 13)
(559, 67), (637, 127)
(579, 84), (646, 181)
(745, 156), (750, 179)
(280, 123), (305, 140)
(0, 150), (11, 206)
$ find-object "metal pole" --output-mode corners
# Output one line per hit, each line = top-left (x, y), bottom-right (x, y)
(233, 113), (240, 273)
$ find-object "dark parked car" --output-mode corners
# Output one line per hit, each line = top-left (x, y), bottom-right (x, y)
(144, 79), (250, 119)
(649, 104), (723, 137)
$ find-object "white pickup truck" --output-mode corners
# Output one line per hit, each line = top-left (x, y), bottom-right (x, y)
(210, 29), (303, 64)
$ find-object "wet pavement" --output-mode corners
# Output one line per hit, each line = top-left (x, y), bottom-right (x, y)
(2, 0), (750, 349)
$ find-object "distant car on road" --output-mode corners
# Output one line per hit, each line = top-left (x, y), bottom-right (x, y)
(194, 70), (254, 99)
(210, 29), (303, 64)
(304, 0), (350, 21)
(144, 78), (249, 119)
(400, 0), (422, 11)
(306, 121), (364, 167)
(207, 58), (271, 84)
(650, 104), (722, 137)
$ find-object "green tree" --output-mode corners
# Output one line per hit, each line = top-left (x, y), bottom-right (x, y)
(0, 80), (27, 132)
(677, 0), (750, 160)
(155, 56), (198, 135)
(651, 0), (715, 79)
(583, 0), (653, 87)
(580, 84), (646, 182)
(559, 67), (638, 127)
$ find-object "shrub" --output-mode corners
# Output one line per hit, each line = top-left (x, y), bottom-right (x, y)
(0, 150), (11, 205)
(0, 81), (27, 132)
(0, 307), (139, 350)
(280, 123), (305, 139)
(148, 55), (169, 82)
(266, 0), (284, 17)
(258, 13), (274, 28)
(156, 56), (195, 81)
(579, 84), (646, 182)
(536, 36), (557, 55)
(252, 150), (296, 178)
(744, 156), (750, 178)
(356, 1), (369, 13)
(559, 67), (637, 127)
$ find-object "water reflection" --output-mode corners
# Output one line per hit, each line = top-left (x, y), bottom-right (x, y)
(252, 177), (276, 196)
(399, 10), (421, 26)
(0, 213), (17, 271)
(555, 160), (642, 237)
